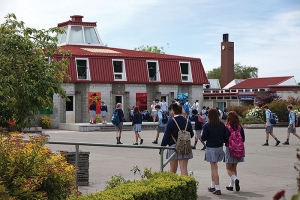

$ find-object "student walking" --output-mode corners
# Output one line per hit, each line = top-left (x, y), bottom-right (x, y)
(161, 103), (194, 176)
(100, 101), (108, 124)
(283, 105), (300, 145)
(183, 100), (191, 118)
(114, 103), (125, 144)
(190, 110), (206, 150)
(262, 105), (280, 146)
(160, 98), (168, 112)
(201, 108), (228, 195)
(132, 106), (144, 145)
(89, 101), (97, 124)
(202, 106), (208, 122)
(224, 111), (245, 192)
(152, 105), (167, 144)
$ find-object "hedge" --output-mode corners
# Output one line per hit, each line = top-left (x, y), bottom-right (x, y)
(70, 172), (198, 200)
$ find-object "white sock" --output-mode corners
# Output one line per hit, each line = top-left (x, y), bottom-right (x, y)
(215, 185), (220, 190)
(229, 179), (234, 187)
(231, 175), (237, 181)
(211, 181), (215, 188)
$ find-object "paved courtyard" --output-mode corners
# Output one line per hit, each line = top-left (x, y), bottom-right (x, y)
(43, 127), (299, 200)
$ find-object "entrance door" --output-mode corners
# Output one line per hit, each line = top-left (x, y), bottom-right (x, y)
(66, 96), (75, 123)
(217, 102), (226, 111)
(115, 95), (123, 105)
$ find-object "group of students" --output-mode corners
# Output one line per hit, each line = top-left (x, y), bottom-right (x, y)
(112, 102), (244, 196)
(160, 104), (244, 195)
(88, 101), (108, 124)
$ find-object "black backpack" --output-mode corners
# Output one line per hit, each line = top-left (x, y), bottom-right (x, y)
(161, 111), (169, 124)
(294, 112), (300, 127)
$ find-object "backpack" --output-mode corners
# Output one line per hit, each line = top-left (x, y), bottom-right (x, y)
(171, 118), (192, 154)
(161, 111), (169, 124)
(226, 124), (245, 158)
(111, 110), (120, 125)
(184, 103), (190, 113)
(292, 112), (300, 127)
(268, 110), (278, 124)
(222, 111), (227, 120)
(197, 114), (205, 124)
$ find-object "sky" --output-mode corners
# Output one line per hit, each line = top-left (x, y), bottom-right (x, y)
(1, 0), (300, 83)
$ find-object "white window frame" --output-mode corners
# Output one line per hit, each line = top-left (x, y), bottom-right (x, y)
(179, 61), (193, 82)
(112, 59), (126, 81)
(75, 58), (90, 80)
(146, 60), (160, 82)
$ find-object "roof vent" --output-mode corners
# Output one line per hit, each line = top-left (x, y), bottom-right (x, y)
(70, 15), (83, 22)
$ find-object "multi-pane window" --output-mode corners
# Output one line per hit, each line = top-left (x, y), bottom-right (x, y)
(180, 62), (192, 82)
(113, 60), (126, 80)
(76, 59), (90, 80)
(57, 26), (100, 45)
(147, 61), (160, 81)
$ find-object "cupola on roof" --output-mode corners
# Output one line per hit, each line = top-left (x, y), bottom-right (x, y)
(56, 15), (103, 46)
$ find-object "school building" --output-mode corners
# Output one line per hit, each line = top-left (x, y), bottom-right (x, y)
(45, 15), (209, 128)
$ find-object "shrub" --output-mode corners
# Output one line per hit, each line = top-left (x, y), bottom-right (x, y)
(40, 116), (52, 129)
(227, 105), (253, 117)
(268, 101), (289, 122)
(0, 132), (79, 199)
(71, 172), (198, 200)
(241, 116), (264, 124)
(245, 107), (264, 120)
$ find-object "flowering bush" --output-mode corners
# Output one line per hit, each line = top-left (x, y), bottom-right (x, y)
(40, 116), (52, 129)
(0, 132), (80, 199)
(227, 105), (253, 117)
(245, 107), (264, 120)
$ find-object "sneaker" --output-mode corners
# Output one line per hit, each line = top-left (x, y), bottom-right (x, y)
(140, 139), (144, 145)
(226, 186), (233, 191)
(133, 143), (138, 145)
(208, 187), (215, 192)
(282, 141), (289, 145)
(152, 140), (158, 144)
(275, 141), (280, 146)
(262, 143), (269, 146)
(201, 146), (206, 150)
(235, 179), (240, 192)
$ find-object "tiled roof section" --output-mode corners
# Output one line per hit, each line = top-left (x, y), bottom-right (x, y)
(59, 45), (200, 60)
(191, 61), (209, 84)
(230, 76), (294, 89)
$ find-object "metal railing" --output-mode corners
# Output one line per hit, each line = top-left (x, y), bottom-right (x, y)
(46, 141), (176, 185)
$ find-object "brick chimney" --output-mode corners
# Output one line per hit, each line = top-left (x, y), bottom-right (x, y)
(70, 15), (83, 22)
(221, 33), (234, 88)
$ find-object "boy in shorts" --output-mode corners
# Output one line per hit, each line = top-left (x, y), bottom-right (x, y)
(283, 105), (300, 145)
(152, 105), (166, 144)
(262, 105), (280, 146)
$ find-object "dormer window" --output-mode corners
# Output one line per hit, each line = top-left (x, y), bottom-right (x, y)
(147, 61), (160, 81)
(112, 60), (126, 81)
(76, 58), (90, 80)
(180, 62), (192, 82)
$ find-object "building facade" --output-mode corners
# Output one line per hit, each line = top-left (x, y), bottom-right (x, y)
(41, 15), (209, 128)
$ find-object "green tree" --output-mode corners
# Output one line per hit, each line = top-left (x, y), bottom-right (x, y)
(0, 14), (71, 129)
(207, 62), (258, 82)
(134, 45), (165, 54)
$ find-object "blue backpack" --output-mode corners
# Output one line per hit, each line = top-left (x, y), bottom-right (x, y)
(184, 103), (190, 113)
(112, 110), (120, 125)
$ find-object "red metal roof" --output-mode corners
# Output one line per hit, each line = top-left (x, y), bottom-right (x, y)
(230, 76), (294, 89)
(56, 45), (208, 84)
(59, 45), (201, 60)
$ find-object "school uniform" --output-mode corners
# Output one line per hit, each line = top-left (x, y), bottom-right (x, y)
(132, 113), (143, 132)
(224, 125), (245, 163)
(114, 108), (124, 132)
(100, 105), (108, 116)
(161, 115), (194, 160)
(201, 122), (228, 162)
(190, 115), (203, 139)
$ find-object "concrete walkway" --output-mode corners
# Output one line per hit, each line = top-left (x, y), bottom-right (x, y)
(43, 127), (299, 200)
